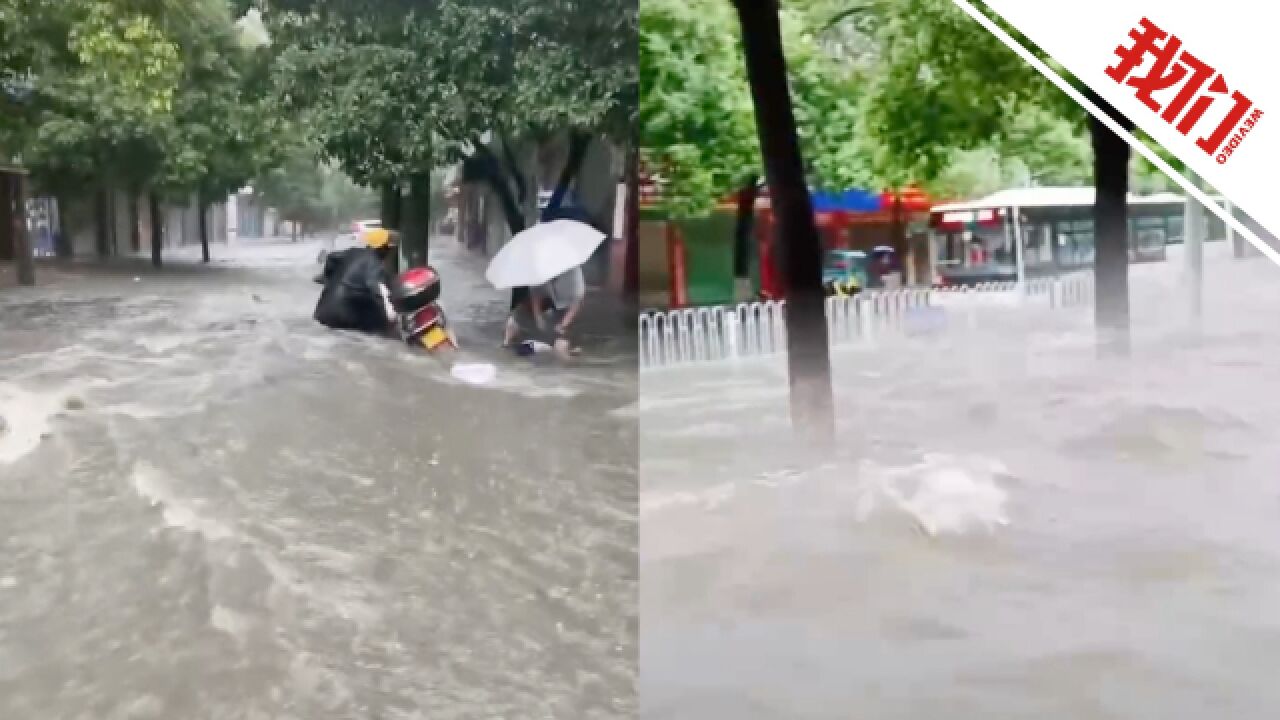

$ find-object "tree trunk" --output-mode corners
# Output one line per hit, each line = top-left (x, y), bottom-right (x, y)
(624, 142), (640, 295)
(1089, 102), (1134, 356)
(404, 171), (431, 268)
(889, 190), (905, 283)
(51, 194), (72, 259)
(544, 130), (592, 218)
(472, 141), (532, 309)
(499, 135), (529, 207)
(129, 194), (141, 253)
(733, 0), (835, 447)
(149, 192), (164, 268)
(380, 181), (401, 231)
(106, 187), (119, 256)
(733, 176), (760, 280)
(199, 198), (211, 263)
(94, 187), (111, 258)
(473, 143), (529, 238)
(0, 176), (12, 263)
(9, 175), (35, 286)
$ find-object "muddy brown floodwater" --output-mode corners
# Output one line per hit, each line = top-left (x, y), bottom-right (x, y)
(0, 239), (637, 720)
(642, 253), (1280, 719)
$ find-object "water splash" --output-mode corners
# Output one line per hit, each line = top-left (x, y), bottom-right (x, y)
(130, 462), (236, 542)
(0, 383), (74, 465)
(855, 454), (1012, 536)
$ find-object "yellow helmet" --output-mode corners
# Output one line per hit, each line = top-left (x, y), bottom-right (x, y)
(361, 227), (396, 249)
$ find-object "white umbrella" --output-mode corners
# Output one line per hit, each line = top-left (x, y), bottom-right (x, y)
(485, 219), (605, 289)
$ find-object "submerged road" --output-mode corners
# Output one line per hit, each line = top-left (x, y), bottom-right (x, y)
(641, 254), (1280, 719)
(0, 238), (637, 719)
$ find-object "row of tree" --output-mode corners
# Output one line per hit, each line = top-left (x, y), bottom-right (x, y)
(3, 0), (637, 275)
(643, 0), (1174, 216)
(252, 142), (378, 241)
(2, 0), (289, 267)
(648, 0), (1189, 439)
(644, 0), (1188, 344)
(260, 0), (637, 269)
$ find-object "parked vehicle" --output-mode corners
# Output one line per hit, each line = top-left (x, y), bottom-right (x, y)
(932, 262), (1060, 288)
(822, 249), (869, 295)
(318, 219), (383, 263)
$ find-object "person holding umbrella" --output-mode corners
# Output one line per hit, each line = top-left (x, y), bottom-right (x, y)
(487, 219), (605, 362)
(504, 265), (585, 361)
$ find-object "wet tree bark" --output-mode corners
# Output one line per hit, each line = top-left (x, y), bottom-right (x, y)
(94, 187), (111, 258)
(10, 175), (35, 286)
(732, 0), (835, 447)
(404, 171), (431, 268)
(470, 140), (531, 310)
(380, 182), (402, 231)
(544, 130), (592, 218)
(732, 177), (760, 280)
(129, 193), (141, 253)
(106, 186), (119, 256)
(0, 177), (12, 264)
(50, 193), (72, 259)
(1088, 96), (1134, 356)
(472, 141), (528, 237)
(624, 142), (640, 295)
(198, 197), (211, 263)
(500, 138), (529, 210)
(148, 192), (164, 268)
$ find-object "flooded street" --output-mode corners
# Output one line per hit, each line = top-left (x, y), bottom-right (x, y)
(0, 239), (636, 719)
(642, 255), (1280, 719)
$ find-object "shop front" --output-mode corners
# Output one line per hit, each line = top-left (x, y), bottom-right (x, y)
(639, 185), (936, 309)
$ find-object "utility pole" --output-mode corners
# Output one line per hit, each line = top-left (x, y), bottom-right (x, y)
(1183, 173), (1204, 324)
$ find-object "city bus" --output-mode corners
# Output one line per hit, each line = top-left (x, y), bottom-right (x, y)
(928, 187), (1184, 286)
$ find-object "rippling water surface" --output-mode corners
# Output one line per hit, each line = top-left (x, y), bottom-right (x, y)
(0, 240), (637, 719)
(642, 254), (1280, 719)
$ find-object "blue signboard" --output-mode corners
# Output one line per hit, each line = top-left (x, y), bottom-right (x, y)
(809, 189), (884, 214)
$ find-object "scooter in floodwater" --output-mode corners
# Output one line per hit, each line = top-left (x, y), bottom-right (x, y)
(389, 267), (459, 358)
(313, 263), (459, 359)
(390, 268), (497, 385)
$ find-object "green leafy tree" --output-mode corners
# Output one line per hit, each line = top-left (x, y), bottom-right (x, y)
(6, 0), (286, 266)
(641, 0), (882, 297)
(640, 0), (757, 219)
(254, 139), (327, 236)
(20, 0), (186, 261)
(854, 0), (1144, 350)
(265, 0), (636, 273)
(641, 0), (877, 219)
(162, 4), (284, 262)
(253, 140), (375, 239)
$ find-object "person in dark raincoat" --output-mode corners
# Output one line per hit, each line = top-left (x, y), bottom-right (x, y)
(313, 228), (399, 335)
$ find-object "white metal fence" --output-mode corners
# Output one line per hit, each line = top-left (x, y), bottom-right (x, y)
(639, 274), (1094, 370)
